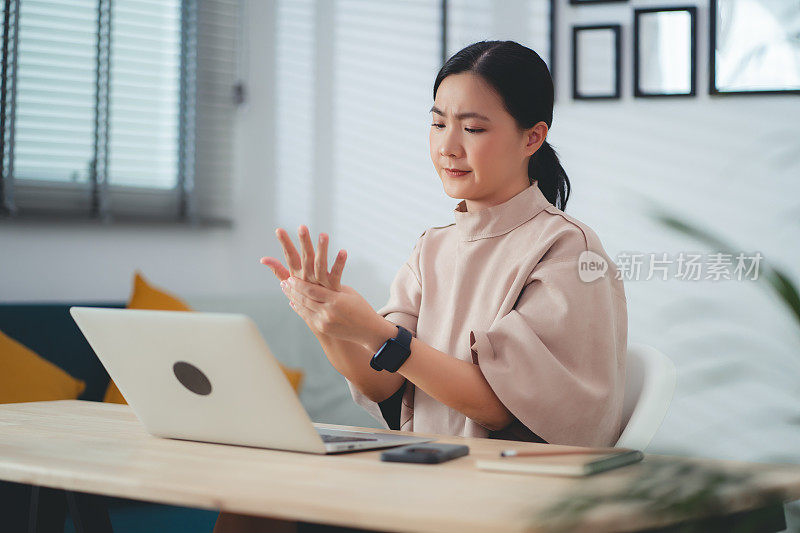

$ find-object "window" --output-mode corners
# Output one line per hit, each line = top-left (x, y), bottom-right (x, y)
(0, 0), (238, 224)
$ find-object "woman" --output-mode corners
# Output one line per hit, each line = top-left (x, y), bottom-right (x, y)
(225, 40), (626, 532)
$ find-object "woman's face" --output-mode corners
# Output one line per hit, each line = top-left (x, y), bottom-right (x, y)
(429, 72), (547, 211)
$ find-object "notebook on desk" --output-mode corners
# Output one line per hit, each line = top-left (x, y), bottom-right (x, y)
(476, 449), (644, 477)
(69, 307), (434, 455)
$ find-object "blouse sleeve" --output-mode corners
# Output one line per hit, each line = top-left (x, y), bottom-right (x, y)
(469, 245), (627, 447)
(345, 231), (425, 428)
(373, 231), (425, 336)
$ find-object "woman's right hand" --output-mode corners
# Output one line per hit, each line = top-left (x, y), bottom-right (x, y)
(260, 225), (347, 335)
(261, 225), (346, 289)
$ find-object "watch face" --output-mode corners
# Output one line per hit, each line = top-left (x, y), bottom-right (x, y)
(371, 326), (412, 372)
(370, 340), (391, 371)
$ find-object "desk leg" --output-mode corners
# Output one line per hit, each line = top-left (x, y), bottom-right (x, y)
(213, 511), (298, 532)
(28, 486), (67, 533)
(65, 490), (113, 533)
(212, 513), (380, 533)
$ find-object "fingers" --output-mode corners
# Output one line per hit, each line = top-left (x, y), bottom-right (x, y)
(315, 233), (331, 288)
(282, 279), (324, 309)
(287, 277), (329, 303)
(287, 293), (312, 320)
(329, 249), (347, 290)
(274, 225), (346, 290)
(282, 280), (324, 335)
(259, 257), (291, 281)
(297, 225), (317, 282)
(275, 228), (303, 277)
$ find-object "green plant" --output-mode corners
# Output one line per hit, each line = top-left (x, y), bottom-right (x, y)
(536, 459), (787, 532)
(651, 208), (800, 332)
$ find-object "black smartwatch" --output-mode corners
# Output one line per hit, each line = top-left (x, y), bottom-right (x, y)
(369, 325), (412, 372)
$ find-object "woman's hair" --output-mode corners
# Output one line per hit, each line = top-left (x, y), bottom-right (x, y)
(433, 40), (570, 211)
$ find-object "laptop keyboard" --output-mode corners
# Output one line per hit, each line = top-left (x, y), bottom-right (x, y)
(320, 434), (378, 443)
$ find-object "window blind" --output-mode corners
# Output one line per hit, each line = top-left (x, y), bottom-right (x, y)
(107, 0), (183, 221)
(10, 0), (97, 215)
(275, 0), (314, 235)
(15, 0), (96, 185)
(446, 0), (492, 58)
(193, 0), (238, 223)
(109, 0), (181, 190)
(272, 0), (453, 289)
(0, 0), (239, 224)
(529, 0), (554, 83)
(331, 0), (452, 282)
(446, 0), (553, 76)
(0, 0), (19, 215)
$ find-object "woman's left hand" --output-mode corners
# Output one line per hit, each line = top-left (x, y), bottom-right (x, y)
(280, 277), (381, 347)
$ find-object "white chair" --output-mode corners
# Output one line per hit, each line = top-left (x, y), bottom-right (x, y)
(615, 343), (677, 450)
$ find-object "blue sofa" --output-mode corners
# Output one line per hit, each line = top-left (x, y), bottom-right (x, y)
(0, 302), (219, 533)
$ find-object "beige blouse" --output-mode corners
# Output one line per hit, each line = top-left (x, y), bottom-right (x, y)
(346, 182), (627, 447)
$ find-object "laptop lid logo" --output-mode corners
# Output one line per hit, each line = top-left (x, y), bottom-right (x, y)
(173, 362), (213, 396)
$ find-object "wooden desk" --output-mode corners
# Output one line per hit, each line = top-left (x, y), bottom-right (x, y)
(1, 400), (799, 532)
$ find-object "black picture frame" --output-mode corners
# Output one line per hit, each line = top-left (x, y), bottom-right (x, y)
(571, 24), (621, 100)
(633, 6), (697, 98)
(710, 0), (800, 96)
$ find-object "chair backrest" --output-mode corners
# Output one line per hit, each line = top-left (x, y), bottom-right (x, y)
(615, 343), (676, 450)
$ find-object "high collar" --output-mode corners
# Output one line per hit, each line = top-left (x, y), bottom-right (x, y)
(453, 182), (552, 242)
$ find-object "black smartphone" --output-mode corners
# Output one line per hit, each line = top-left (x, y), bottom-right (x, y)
(380, 443), (469, 464)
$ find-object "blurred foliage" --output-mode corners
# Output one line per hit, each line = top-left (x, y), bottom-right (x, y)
(652, 210), (800, 333)
(537, 459), (787, 532)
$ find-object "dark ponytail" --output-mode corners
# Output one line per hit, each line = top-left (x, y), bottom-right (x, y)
(530, 141), (570, 210)
(433, 40), (571, 211)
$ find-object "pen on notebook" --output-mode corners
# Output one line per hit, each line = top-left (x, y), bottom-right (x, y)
(499, 447), (632, 457)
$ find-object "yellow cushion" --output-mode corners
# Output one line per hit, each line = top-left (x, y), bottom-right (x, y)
(103, 271), (304, 403)
(103, 379), (127, 404)
(0, 329), (86, 404)
(281, 366), (305, 393)
(127, 271), (192, 311)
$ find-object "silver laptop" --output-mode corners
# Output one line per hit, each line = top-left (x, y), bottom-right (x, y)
(69, 307), (433, 454)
